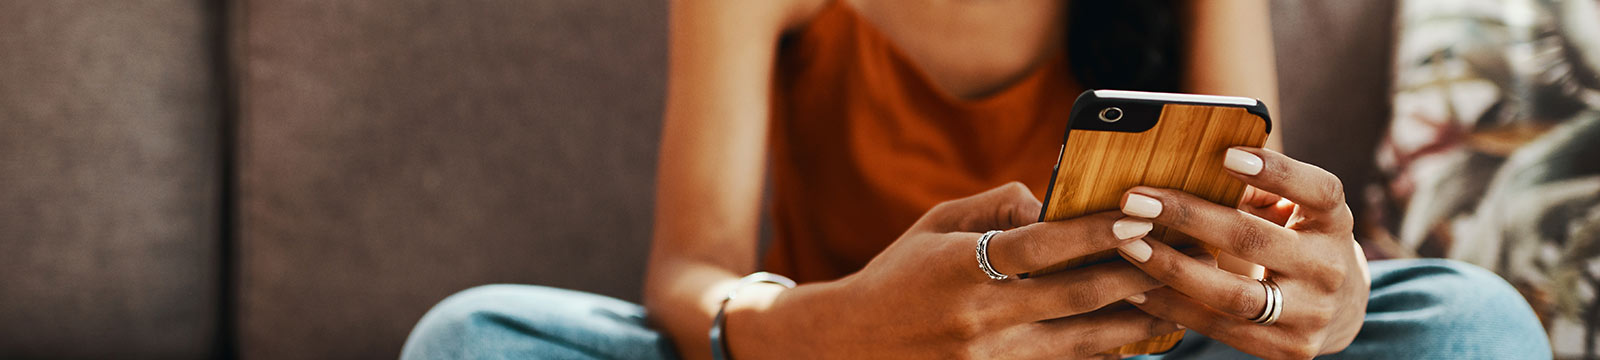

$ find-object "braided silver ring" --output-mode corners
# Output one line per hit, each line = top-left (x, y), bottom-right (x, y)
(1251, 278), (1284, 326)
(975, 230), (1009, 280)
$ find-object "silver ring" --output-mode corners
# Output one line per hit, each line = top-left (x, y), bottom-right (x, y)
(1265, 279), (1284, 325)
(976, 230), (1008, 280)
(1249, 279), (1273, 323)
(1251, 278), (1284, 326)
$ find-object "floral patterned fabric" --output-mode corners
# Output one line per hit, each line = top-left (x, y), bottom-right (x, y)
(1372, 0), (1600, 357)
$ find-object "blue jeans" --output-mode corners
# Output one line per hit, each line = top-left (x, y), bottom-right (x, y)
(400, 259), (1551, 359)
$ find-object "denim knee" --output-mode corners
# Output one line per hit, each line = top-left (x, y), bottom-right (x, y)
(1346, 258), (1551, 359)
(400, 284), (675, 360)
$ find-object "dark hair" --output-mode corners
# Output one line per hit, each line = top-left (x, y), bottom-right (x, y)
(1067, 1), (1182, 92)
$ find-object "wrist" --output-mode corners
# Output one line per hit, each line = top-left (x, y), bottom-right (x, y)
(723, 278), (849, 359)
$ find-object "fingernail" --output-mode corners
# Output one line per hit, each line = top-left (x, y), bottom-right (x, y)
(1224, 148), (1263, 176)
(1112, 218), (1153, 240)
(1176, 323), (1186, 330)
(1118, 238), (1153, 263)
(1126, 292), (1146, 305)
(1122, 194), (1163, 218)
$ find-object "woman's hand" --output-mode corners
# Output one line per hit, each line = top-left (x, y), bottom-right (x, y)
(727, 183), (1182, 359)
(1114, 147), (1370, 359)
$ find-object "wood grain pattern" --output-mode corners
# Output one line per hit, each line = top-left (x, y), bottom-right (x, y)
(1037, 104), (1268, 355)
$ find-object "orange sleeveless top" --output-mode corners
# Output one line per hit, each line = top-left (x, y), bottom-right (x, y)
(763, 1), (1081, 282)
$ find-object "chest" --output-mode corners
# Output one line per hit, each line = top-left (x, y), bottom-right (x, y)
(845, 0), (1066, 100)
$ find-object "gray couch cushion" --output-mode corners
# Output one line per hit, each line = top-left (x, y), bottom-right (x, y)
(0, 1), (221, 358)
(1270, 1), (1398, 226)
(234, 1), (667, 358)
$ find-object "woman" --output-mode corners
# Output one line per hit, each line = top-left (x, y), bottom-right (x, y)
(401, 1), (1550, 358)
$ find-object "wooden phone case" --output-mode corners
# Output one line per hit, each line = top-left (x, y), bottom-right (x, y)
(1034, 91), (1271, 355)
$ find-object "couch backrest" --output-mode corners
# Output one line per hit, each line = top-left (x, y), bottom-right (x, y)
(233, 1), (667, 358)
(0, 1), (223, 358)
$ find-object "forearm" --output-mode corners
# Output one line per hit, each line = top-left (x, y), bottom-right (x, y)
(646, 1), (783, 352)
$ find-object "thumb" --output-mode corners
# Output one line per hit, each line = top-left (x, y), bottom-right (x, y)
(1239, 186), (1294, 226)
(921, 182), (1042, 233)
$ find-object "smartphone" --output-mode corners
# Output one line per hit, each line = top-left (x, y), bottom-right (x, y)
(1033, 89), (1272, 355)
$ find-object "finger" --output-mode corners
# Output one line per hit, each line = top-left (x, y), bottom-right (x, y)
(1239, 186), (1281, 209)
(992, 260), (1163, 322)
(1223, 147), (1349, 218)
(1238, 186), (1294, 226)
(922, 182), (1042, 233)
(1116, 237), (1269, 320)
(1224, 187), (1285, 277)
(982, 212), (1151, 275)
(1130, 288), (1315, 359)
(991, 309), (1183, 359)
(1121, 187), (1302, 269)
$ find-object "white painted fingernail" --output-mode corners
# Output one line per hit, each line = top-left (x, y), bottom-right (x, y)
(1118, 238), (1153, 263)
(1113, 218), (1153, 240)
(1122, 194), (1163, 218)
(1126, 292), (1147, 305)
(1224, 148), (1263, 176)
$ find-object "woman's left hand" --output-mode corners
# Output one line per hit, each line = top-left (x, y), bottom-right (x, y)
(1114, 147), (1371, 359)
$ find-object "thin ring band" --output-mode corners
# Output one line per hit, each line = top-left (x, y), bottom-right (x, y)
(1250, 279), (1274, 323)
(1252, 278), (1284, 326)
(1263, 279), (1284, 326)
(976, 230), (1008, 280)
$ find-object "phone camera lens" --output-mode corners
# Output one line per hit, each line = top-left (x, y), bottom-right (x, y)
(1099, 107), (1123, 123)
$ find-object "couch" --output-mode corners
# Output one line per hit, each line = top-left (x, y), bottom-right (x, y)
(0, 1), (1393, 358)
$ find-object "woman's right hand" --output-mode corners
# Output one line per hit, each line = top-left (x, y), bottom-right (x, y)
(725, 182), (1188, 359)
